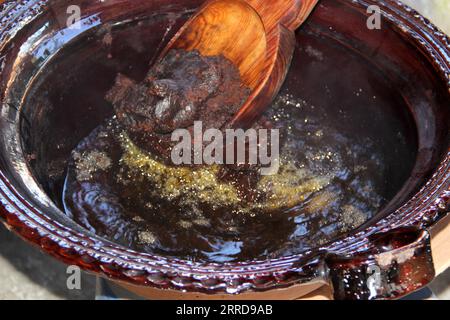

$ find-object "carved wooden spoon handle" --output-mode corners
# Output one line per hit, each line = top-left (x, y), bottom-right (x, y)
(229, 0), (319, 128)
(244, 0), (319, 32)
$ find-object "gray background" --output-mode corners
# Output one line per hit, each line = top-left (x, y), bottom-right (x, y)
(0, 0), (449, 300)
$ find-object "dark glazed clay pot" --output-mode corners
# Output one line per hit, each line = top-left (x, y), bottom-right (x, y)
(0, 0), (448, 299)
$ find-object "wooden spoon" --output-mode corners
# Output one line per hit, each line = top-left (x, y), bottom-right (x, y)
(159, 0), (319, 128)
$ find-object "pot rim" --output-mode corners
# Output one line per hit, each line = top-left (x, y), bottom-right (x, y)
(0, 0), (449, 294)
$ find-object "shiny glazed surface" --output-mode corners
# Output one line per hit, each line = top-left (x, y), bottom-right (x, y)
(0, 0), (448, 295)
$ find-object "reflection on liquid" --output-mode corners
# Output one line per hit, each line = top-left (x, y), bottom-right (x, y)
(62, 92), (389, 263)
(16, 8), (417, 263)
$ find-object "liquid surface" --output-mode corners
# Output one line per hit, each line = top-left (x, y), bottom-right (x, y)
(18, 12), (418, 263)
(63, 93), (387, 263)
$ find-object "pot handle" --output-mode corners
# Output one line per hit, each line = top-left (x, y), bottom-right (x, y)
(325, 226), (435, 300)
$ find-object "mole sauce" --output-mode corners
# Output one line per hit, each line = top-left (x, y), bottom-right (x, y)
(62, 50), (386, 262)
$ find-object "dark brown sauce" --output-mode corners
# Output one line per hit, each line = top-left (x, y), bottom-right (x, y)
(105, 49), (252, 163)
(60, 46), (393, 262)
(61, 100), (387, 262)
(20, 12), (418, 263)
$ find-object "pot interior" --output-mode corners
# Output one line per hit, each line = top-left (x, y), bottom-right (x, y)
(1, 0), (447, 263)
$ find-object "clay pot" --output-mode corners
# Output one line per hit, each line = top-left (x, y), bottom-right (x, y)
(0, 0), (448, 300)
